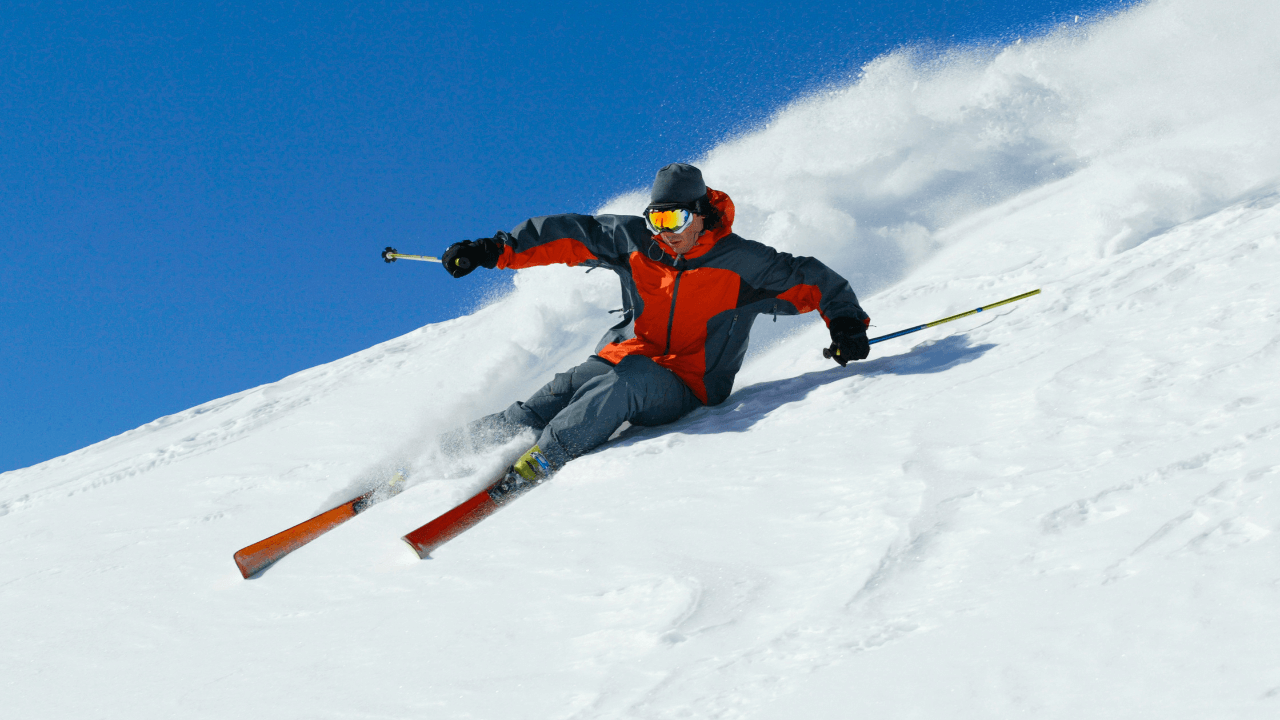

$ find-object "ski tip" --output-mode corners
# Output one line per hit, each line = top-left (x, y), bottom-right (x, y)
(401, 536), (431, 560)
(234, 550), (269, 579)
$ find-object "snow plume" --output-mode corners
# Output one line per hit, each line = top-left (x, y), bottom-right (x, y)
(598, 0), (1280, 286)
(5, 1), (1280, 718)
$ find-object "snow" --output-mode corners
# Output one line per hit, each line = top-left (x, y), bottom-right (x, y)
(4, 0), (1280, 716)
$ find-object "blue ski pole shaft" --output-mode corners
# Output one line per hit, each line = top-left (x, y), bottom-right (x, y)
(824, 289), (1041, 361)
(868, 289), (1041, 345)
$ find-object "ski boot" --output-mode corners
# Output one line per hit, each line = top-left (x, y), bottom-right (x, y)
(489, 445), (556, 504)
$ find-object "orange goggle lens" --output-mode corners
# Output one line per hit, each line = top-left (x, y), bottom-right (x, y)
(645, 207), (693, 234)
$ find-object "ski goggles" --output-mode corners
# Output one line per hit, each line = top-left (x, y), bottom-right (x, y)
(644, 206), (695, 235)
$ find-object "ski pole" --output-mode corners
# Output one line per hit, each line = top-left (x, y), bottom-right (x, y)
(382, 246), (442, 264)
(825, 288), (1041, 359)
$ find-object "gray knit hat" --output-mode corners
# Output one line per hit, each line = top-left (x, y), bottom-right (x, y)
(649, 163), (707, 206)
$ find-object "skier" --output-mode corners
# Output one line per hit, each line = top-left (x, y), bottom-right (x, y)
(439, 163), (870, 489)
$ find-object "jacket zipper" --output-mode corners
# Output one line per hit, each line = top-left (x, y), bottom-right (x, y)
(662, 254), (685, 355)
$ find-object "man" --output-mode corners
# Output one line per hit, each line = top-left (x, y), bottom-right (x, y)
(440, 163), (870, 486)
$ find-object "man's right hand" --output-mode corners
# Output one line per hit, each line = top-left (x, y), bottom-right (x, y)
(442, 238), (502, 278)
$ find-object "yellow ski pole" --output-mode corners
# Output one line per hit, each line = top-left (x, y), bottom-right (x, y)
(825, 289), (1041, 359)
(382, 246), (442, 264)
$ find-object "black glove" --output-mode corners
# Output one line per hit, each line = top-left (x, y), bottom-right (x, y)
(442, 236), (503, 278)
(826, 316), (870, 366)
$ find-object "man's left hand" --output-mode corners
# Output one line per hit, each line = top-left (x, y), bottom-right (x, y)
(827, 316), (870, 366)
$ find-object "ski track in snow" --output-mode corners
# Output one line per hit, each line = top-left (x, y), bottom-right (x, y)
(4, 1), (1280, 717)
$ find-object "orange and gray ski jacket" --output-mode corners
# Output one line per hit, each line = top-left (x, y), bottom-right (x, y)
(494, 188), (869, 405)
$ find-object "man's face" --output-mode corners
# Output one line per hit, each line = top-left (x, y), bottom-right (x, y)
(659, 213), (705, 256)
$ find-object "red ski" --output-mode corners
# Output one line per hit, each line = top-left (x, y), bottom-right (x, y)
(402, 467), (545, 558)
(234, 472), (404, 578)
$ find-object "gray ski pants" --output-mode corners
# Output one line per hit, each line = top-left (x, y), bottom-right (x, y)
(456, 355), (703, 469)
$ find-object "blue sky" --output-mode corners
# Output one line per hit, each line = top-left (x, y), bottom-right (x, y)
(1, 0), (1130, 472)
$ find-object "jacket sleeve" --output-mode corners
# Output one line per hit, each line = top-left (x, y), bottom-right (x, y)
(492, 213), (632, 271)
(734, 239), (869, 327)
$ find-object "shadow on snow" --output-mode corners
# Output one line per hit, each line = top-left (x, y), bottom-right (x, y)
(614, 334), (995, 444)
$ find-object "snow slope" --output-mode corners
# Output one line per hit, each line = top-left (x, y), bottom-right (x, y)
(3, 0), (1279, 717)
